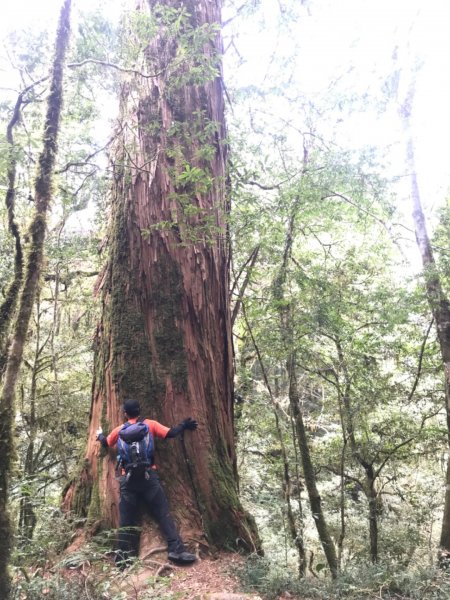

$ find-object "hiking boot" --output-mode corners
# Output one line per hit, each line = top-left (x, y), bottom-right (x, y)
(168, 550), (197, 564)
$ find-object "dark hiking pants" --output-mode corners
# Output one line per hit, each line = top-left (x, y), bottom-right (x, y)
(117, 471), (184, 560)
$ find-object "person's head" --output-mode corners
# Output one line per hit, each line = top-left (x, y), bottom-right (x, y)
(123, 399), (140, 418)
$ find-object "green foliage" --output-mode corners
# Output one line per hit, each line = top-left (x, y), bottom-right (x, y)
(12, 575), (96, 600)
(2, 0), (450, 594)
(237, 554), (450, 600)
(433, 197), (450, 297)
(13, 508), (78, 566)
(236, 554), (300, 600)
(231, 44), (446, 571)
(12, 527), (182, 600)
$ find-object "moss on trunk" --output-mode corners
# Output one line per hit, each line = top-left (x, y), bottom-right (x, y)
(0, 3), (71, 595)
(109, 194), (156, 403)
(148, 256), (188, 391)
(63, 0), (260, 557)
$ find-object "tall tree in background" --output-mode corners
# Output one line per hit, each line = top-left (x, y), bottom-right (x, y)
(0, 1), (72, 596)
(400, 80), (450, 560)
(273, 201), (338, 577)
(63, 0), (259, 554)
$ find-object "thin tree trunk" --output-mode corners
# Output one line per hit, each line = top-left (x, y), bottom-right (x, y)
(0, 2), (71, 595)
(231, 245), (260, 327)
(335, 338), (381, 563)
(272, 205), (337, 577)
(400, 85), (450, 557)
(242, 304), (306, 577)
(337, 438), (347, 568)
(365, 469), (379, 564)
(18, 302), (40, 545)
(288, 361), (338, 578)
(0, 93), (25, 375)
(63, 0), (259, 555)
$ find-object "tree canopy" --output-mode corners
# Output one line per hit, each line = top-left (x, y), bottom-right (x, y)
(1, 1), (450, 599)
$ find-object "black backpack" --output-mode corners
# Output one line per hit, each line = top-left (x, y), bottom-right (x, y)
(117, 419), (154, 481)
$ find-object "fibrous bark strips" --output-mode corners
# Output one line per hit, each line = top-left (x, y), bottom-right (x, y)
(64, 0), (259, 555)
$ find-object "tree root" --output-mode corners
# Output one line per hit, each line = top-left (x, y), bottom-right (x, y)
(141, 545), (167, 559)
(141, 557), (174, 576)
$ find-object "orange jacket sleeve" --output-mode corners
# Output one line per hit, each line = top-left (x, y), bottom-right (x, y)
(106, 425), (122, 447)
(145, 419), (170, 439)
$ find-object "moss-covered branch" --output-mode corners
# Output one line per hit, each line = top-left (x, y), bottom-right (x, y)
(0, 2), (72, 596)
(0, 92), (25, 374)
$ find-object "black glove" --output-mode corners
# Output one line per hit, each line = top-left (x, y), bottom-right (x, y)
(96, 432), (108, 448)
(182, 417), (198, 431)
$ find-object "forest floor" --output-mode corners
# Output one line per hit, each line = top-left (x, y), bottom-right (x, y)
(100, 551), (290, 600)
(58, 550), (297, 600)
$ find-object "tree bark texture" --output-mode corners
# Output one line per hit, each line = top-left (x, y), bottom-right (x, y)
(400, 94), (450, 555)
(0, 93), (25, 375)
(0, 2), (71, 597)
(288, 363), (339, 579)
(63, 0), (259, 554)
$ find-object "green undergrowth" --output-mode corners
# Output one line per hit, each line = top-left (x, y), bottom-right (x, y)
(236, 554), (450, 600)
(11, 513), (182, 599)
(11, 570), (181, 600)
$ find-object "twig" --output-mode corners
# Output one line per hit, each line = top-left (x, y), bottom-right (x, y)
(67, 58), (167, 79)
(155, 563), (173, 576)
(231, 245), (260, 326)
(56, 126), (123, 174)
(141, 546), (167, 559)
(84, 572), (93, 600)
(141, 557), (174, 575)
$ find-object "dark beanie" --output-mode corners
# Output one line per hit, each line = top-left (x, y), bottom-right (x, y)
(123, 399), (140, 417)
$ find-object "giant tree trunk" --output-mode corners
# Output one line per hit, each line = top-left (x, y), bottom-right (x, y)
(63, 0), (259, 554)
(400, 86), (450, 557)
(0, 2), (71, 596)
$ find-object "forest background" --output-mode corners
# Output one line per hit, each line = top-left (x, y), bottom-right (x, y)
(2, 0), (450, 598)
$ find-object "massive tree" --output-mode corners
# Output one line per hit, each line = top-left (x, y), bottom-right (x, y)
(63, 0), (258, 554)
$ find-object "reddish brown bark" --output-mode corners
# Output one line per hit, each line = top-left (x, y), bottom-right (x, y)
(64, 0), (258, 555)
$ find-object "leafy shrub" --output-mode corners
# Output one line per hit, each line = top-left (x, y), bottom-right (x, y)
(236, 554), (450, 600)
(11, 572), (99, 600)
(13, 507), (82, 567)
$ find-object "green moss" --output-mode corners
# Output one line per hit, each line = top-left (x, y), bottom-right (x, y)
(209, 454), (240, 510)
(110, 296), (155, 399)
(206, 451), (242, 547)
(108, 187), (157, 404)
(71, 460), (93, 519)
(87, 479), (101, 523)
(100, 399), (109, 434)
(148, 255), (187, 392)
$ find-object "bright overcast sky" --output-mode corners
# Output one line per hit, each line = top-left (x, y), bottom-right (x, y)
(2, 0), (450, 218)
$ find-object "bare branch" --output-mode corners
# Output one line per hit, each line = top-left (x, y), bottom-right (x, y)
(231, 245), (260, 326)
(56, 126), (123, 174)
(67, 58), (173, 79)
(406, 318), (434, 403)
